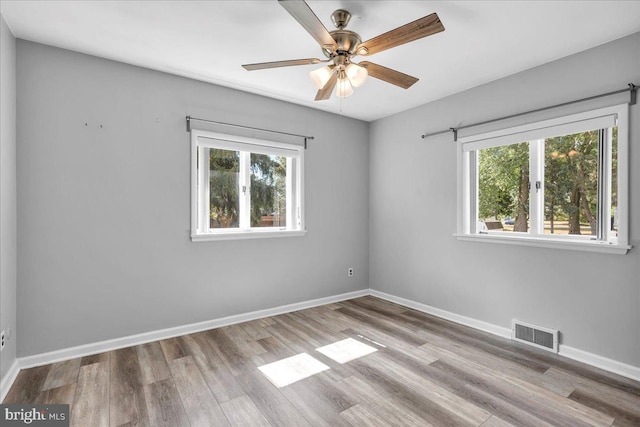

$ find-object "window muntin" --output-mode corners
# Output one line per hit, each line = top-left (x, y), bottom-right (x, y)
(458, 104), (629, 253)
(191, 130), (304, 240)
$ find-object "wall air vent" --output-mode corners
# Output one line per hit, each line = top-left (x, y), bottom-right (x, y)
(511, 319), (558, 353)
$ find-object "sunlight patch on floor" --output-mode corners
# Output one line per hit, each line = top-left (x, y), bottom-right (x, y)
(258, 353), (330, 388)
(316, 338), (378, 364)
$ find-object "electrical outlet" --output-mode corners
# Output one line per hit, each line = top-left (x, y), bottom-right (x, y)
(348, 268), (354, 277)
(1, 329), (5, 351)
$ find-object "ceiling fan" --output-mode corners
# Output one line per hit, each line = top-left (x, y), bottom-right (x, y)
(242, 0), (445, 101)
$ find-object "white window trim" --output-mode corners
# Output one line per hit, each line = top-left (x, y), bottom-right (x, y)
(190, 129), (305, 242)
(456, 103), (630, 254)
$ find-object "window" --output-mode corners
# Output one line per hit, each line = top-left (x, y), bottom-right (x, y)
(191, 129), (305, 241)
(457, 104), (629, 254)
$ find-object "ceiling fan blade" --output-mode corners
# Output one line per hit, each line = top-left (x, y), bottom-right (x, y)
(314, 72), (338, 101)
(357, 13), (444, 56)
(242, 58), (325, 71)
(279, 0), (338, 51)
(359, 61), (418, 89)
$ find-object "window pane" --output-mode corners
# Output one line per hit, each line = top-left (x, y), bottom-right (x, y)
(610, 127), (618, 237)
(544, 130), (598, 236)
(209, 148), (240, 229)
(478, 142), (530, 232)
(250, 153), (287, 228)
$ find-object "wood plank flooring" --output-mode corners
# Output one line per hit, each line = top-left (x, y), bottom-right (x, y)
(4, 296), (640, 426)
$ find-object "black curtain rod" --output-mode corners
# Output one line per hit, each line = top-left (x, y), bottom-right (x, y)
(421, 83), (637, 141)
(186, 116), (314, 147)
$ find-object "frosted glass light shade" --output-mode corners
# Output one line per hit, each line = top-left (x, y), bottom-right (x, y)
(336, 77), (353, 98)
(345, 63), (368, 87)
(309, 66), (334, 89)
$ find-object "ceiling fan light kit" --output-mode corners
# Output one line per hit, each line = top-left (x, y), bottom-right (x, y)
(336, 70), (354, 98)
(309, 65), (334, 90)
(309, 54), (367, 98)
(242, 0), (445, 101)
(345, 63), (368, 87)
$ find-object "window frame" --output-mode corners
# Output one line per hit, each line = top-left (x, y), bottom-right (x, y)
(190, 129), (305, 242)
(456, 103), (630, 254)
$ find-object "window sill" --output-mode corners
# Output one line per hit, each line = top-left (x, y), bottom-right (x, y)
(191, 229), (306, 242)
(454, 233), (631, 255)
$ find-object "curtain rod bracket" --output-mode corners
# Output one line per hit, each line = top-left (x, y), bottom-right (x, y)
(450, 128), (458, 142)
(629, 83), (637, 105)
(186, 116), (191, 132)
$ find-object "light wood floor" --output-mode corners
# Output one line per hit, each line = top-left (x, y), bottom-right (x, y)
(4, 296), (640, 426)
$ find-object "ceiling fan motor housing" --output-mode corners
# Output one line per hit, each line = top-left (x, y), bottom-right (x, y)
(323, 30), (362, 58)
(322, 9), (361, 62)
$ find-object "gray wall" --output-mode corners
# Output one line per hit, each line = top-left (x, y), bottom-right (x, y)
(16, 41), (369, 356)
(11, 30), (640, 371)
(370, 33), (640, 367)
(0, 14), (17, 380)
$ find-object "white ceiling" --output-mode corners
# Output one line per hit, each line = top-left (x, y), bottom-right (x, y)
(2, 1), (639, 122)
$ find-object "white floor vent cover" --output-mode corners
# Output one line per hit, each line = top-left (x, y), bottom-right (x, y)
(512, 319), (559, 353)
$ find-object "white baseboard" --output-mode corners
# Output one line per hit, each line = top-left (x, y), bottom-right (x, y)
(371, 289), (640, 382)
(0, 359), (20, 403)
(19, 288), (369, 369)
(370, 289), (512, 339)
(559, 344), (640, 382)
(6, 286), (639, 396)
